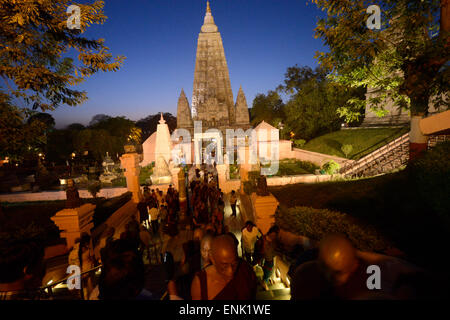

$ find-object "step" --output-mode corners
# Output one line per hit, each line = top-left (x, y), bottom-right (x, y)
(256, 288), (291, 300)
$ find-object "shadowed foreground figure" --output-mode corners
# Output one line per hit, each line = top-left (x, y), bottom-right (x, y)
(98, 239), (156, 300)
(291, 234), (425, 300)
(191, 234), (257, 300)
(291, 234), (373, 300)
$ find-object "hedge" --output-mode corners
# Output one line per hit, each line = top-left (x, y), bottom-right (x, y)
(275, 206), (391, 252)
(409, 141), (450, 222)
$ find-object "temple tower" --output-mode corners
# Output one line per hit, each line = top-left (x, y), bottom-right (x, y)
(176, 1), (250, 133)
(235, 85), (250, 125)
(177, 89), (193, 129)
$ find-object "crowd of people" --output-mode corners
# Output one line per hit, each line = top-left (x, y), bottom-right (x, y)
(0, 165), (431, 300)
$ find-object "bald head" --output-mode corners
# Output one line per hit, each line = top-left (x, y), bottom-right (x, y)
(318, 234), (359, 286)
(210, 235), (238, 281)
(211, 235), (237, 259)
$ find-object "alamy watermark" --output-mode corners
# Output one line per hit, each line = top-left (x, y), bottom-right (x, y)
(171, 121), (279, 175)
(67, 4), (81, 30)
(66, 265), (81, 290)
(366, 5), (381, 30)
(366, 264), (381, 290)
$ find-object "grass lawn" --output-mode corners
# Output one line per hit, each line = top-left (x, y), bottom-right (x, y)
(269, 170), (450, 276)
(263, 159), (319, 176)
(301, 127), (409, 159)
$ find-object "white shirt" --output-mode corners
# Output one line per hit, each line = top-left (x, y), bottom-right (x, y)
(241, 227), (261, 253)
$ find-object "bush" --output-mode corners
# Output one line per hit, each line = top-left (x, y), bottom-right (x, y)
(275, 206), (391, 252)
(111, 177), (126, 187)
(341, 144), (353, 158)
(139, 164), (153, 185)
(229, 164), (240, 179)
(294, 139), (306, 148)
(321, 160), (340, 175)
(409, 141), (450, 221)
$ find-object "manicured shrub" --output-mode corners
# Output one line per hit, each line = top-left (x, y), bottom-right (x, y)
(409, 141), (450, 222)
(275, 206), (391, 252)
(294, 139), (306, 148)
(321, 160), (340, 175)
(341, 144), (353, 158)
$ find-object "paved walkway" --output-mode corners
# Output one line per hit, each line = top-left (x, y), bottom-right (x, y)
(158, 192), (245, 263)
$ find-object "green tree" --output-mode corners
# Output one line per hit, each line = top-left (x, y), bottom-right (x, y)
(73, 128), (114, 161)
(46, 129), (74, 163)
(27, 112), (55, 130)
(312, 0), (449, 159)
(341, 144), (353, 158)
(0, 94), (46, 160)
(66, 123), (85, 131)
(0, 0), (125, 159)
(280, 66), (362, 140)
(249, 90), (285, 127)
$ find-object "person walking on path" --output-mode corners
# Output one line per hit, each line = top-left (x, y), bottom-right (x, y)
(229, 190), (238, 217)
(261, 226), (280, 291)
(241, 221), (262, 266)
(149, 204), (160, 235)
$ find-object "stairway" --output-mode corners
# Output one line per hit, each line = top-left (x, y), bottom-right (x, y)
(341, 133), (449, 178)
(340, 133), (410, 178)
(254, 265), (291, 300)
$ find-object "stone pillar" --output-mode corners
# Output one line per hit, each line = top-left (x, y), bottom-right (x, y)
(120, 152), (142, 203)
(51, 203), (96, 250)
(216, 164), (228, 190)
(250, 192), (279, 235)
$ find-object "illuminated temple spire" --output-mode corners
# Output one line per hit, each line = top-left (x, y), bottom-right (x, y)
(176, 1), (250, 131)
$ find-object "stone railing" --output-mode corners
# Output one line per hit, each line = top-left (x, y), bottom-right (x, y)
(0, 187), (128, 203)
(266, 174), (334, 186)
(290, 148), (353, 167)
(340, 133), (410, 178)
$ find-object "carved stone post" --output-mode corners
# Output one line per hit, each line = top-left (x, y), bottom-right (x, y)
(51, 203), (96, 250)
(120, 152), (142, 203)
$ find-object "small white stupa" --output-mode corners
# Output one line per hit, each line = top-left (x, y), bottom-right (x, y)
(150, 113), (173, 185)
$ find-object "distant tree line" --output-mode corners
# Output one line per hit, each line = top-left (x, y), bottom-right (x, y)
(1, 112), (177, 165)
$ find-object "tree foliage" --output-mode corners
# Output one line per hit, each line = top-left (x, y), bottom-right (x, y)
(249, 90), (285, 127)
(279, 65), (365, 140)
(0, 0), (125, 160)
(312, 0), (449, 119)
(0, 94), (47, 160)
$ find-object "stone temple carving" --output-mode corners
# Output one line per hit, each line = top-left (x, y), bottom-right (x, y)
(176, 1), (251, 134)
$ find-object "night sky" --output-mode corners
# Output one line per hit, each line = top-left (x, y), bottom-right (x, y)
(50, 0), (327, 128)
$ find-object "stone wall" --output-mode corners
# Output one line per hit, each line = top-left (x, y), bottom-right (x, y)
(219, 179), (240, 194)
(266, 174), (334, 186)
(0, 187), (128, 203)
(288, 148), (352, 167)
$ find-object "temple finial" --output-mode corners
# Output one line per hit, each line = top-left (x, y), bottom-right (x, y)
(201, 0), (217, 32)
(159, 112), (166, 124)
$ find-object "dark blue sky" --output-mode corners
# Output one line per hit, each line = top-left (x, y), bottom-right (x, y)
(51, 0), (327, 128)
